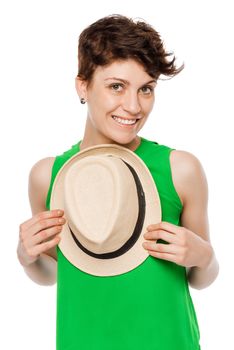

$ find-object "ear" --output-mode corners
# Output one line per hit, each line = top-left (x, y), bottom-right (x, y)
(75, 76), (88, 101)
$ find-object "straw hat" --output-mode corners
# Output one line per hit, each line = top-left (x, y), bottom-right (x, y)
(50, 143), (161, 276)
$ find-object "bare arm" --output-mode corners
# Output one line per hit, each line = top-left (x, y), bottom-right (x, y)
(17, 157), (65, 286)
(18, 251), (58, 286)
(170, 150), (219, 290)
(143, 150), (219, 290)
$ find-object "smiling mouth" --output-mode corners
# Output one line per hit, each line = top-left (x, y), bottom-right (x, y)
(112, 115), (139, 126)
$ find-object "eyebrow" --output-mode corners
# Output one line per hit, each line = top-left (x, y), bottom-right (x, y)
(104, 77), (157, 85)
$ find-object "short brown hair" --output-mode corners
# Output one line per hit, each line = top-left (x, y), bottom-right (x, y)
(77, 14), (184, 85)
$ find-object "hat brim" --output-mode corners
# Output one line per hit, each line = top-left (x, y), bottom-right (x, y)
(50, 143), (161, 276)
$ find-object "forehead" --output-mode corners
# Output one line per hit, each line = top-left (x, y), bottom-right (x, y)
(93, 59), (153, 83)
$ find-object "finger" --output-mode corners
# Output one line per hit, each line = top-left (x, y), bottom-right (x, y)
(32, 235), (61, 257)
(147, 221), (182, 235)
(143, 242), (178, 254)
(20, 209), (64, 231)
(28, 216), (66, 237)
(32, 225), (63, 245)
(147, 250), (179, 264)
(143, 229), (179, 244)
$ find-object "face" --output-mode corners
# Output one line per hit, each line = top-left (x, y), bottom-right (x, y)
(75, 59), (157, 150)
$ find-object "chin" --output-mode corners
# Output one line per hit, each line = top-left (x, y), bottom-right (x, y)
(114, 137), (138, 149)
(109, 134), (134, 144)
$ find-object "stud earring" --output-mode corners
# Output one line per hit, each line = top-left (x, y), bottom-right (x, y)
(80, 98), (86, 104)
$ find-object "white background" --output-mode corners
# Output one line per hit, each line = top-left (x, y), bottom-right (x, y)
(1, 0), (233, 349)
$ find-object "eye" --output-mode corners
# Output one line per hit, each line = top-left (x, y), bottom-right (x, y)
(140, 86), (154, 95)
(110, 83), (124, 92)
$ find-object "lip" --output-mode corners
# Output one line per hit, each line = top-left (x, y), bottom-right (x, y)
(111, 115), (139, 128)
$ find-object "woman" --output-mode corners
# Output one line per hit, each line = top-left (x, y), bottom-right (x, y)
(17, 14), (219, 350)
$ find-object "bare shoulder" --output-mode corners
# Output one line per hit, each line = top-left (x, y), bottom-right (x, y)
(170, 149), (204, 175)
(28, 157), (57, 261)
(28, 157), (55, 206)
(169, 150), (208, 206)
(29, 156), (55, 183)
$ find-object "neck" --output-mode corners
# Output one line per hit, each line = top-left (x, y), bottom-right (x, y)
(79, 117), (141, 152)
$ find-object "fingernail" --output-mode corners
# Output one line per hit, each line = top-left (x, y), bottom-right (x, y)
(59, 218), (66, 223)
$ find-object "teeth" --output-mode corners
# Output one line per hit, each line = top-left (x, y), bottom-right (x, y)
(112, 116), (137, 125)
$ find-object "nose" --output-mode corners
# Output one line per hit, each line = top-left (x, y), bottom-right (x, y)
(121, 90), (141, 115)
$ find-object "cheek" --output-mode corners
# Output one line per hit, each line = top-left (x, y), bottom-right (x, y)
(143, 99), (155, 115)
(90, 90), (119, 112)
(103, 91), (121, 108)
(88, 100), (117, 124)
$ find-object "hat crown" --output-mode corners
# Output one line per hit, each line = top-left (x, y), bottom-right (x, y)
(64, 155), (139, 254)
(50, 142), (162, 276)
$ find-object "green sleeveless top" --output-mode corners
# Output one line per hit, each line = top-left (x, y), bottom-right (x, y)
(46, 136), (201, 350)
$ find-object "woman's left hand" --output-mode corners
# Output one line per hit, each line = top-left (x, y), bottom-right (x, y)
(142, 221), (213, 269)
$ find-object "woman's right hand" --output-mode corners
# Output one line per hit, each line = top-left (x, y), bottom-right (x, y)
(17, 209), (66, 267)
